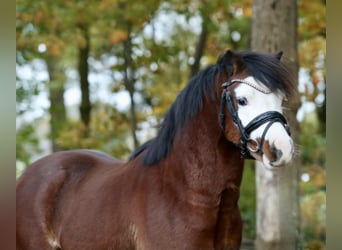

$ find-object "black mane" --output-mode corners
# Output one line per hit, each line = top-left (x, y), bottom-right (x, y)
(238, 51), (295, 96)
(130, 51), (295, 166)
(130, 65), (219, 165)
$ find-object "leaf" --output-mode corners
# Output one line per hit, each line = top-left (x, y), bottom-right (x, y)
(109, 30), (129, 45)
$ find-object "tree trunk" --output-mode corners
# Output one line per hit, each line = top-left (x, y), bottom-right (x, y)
(78, 24), (91, 129)
(46, 57), (66, 152)
(251, 0), (301, 249)
(316, 85), (326, 134)
(123, 27), (139, 149)
(189, 9), (209, 79)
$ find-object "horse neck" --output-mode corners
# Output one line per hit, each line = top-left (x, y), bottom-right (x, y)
(164, 98), (244, 205)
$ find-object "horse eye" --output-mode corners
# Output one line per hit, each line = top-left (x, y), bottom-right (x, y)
(237, 97), (248, 106)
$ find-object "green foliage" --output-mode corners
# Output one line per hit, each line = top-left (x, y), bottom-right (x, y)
(57, 104), (132, 159)
(301, 191), (325, 249)
(300, 116), (326, 169)
(239, 160), (256, 239)
(16, 122), (42, 166)
(298, 0), (326, 133)
(300, 113), (326, 249)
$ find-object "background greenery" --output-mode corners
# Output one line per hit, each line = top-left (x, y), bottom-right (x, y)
(16, 0), (325, 249)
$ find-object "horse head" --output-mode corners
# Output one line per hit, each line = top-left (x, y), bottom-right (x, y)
(216, 50), (295, 169)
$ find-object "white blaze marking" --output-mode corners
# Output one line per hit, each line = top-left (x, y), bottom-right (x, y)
(234, 76), (293, 167)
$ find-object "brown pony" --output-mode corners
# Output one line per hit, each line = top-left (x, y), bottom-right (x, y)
(16, 50), (295, 250)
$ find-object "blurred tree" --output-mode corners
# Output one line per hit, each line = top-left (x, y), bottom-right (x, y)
(70, 0), (108, 130)
(251, 0), (301, 249)
(16, 0), (68, 152)
(56, 103), (132, 158)
(300, 113), (326, 248)
(16, 122), (42, 166)
(171, 0), (252, 78)
(46, 56), (67, 151)
(298, 0), (326, 135)
(97, 0), (163, 149)
(16, 59), (43, 163)
(298, 1), (325, 247)
(78, 23), (91, 129)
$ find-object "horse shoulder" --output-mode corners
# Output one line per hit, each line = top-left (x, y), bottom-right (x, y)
(16, 149), (129, 249)
(17, 149), (124, 221)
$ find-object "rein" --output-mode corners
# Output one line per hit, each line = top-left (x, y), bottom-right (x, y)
(219, 79), (291, 159)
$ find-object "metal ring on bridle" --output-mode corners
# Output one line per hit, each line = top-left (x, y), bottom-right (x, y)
(246, 138), (260, 153)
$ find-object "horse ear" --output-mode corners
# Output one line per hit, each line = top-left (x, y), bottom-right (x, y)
(217, 50), (234, 65)
(217, 50), (244, 76)
(275, 51), (283, 60)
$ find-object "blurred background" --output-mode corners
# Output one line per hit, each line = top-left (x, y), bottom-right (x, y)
(16, 0), (325, 249)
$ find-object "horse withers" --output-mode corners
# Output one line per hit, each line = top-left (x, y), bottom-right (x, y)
(16, 50), (295, 250)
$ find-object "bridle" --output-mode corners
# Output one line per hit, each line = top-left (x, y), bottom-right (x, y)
(219, 79), (291, 159)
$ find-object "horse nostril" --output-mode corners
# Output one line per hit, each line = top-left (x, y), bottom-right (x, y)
(271, 146), (283, 162)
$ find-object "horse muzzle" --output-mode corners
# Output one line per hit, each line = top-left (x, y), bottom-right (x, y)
(248, 122), (295, 168)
